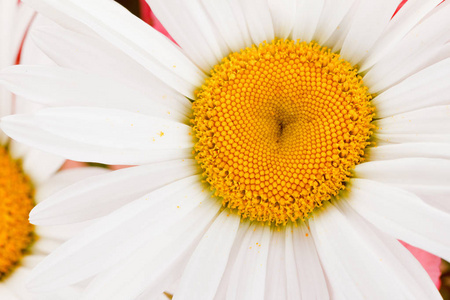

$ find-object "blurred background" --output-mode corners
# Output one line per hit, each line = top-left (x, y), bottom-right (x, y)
(115, 0), (140, 17)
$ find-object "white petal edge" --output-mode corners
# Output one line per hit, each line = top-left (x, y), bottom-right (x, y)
(35, 166), (110, 203)
(285, 223), (329, 300)
(373, 58), (450, 118)
(1, 107), (193, 165)
(81, 196), (221, 300)
(313, 0), (356, 45)
(0, 88), (12, 144)
(199, 0), (252, 53)
(31, 160), (199, 225)
(363, 2), (450, 93)
(21, 149), (64, 185)
(30, 25), (192, 112)
(338, 0), (399, 65)
(310, 201), (439, 299)
(0, 65), (189, 121)
(346, 178), (450, 262)
(23, 0), (204, 97)
(367, 143), (450, 161)
(238, 0), (274, 46)
(290, 0), (324, 43)
(265, 227), (287, 300)
(146, 0), (229, 72)
(28, 176), (211, 291)
(360, 0), (443, 71)
(336, 199), (441, 299)
(354, 158), (450, 187)
(268, 0), (296, 39)
(225, 223), (271, 300)
(213, 221), (251, 299)
(374, 105), (450, 135)
(173, 211), (241, 300)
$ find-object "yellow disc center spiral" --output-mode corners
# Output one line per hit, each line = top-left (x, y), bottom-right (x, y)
(0, 146), (35, 280)
(192, 40), (374, 225)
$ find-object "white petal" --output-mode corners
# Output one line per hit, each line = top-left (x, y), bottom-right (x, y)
(286, 223), (329, 300)
(21, 148), (65, 185)
(8, 138), (31, 160)
(0, 286), (17, 300)
(338, 0), (399, 65)
(32, 238), (62, 255)
(1, 107), (193, 165)
(0, 86), (12, 144)
(336, 199), (441, 299)
(31, 160), (198, 225)
(21, 254), (47, 269)
(376, 133), (450, 144)
(284, 225), (301, 300)
(373, 58), (450, 118)
(1, 2), (34, 68)
(226, 224), (271, 300)
(31, 26), (191, 112)
(238, 0), (274, 46)
(28, 177), (211, 291)
(354, 158), (450, 187)
(5, 267), (83, 300)
(24, 0), (204, 97)
(367, 143), (450, 161)
(0, 65), (189, 121)
(35, 166), (110, 202)
(173, 211), (240, 300)
(82, 198), (220, 300)
(200, 0), (252, 53)
(310, 201), (439, 299)
(374, 105), (450, 135)
(402, 185), (450, 215)
(13, 95), (45, 115)
(313, 0), (356, 45)
(214, 222), (251, 299)
(291, 0), (324, 43)
(322, 3), (359, 53)
(21, 0), (95, 37)
(360, 0), (443, 71)
(0, 0), (15, 68)
(35, 222), (93, 243)
(268, 0), (296, 39)
(363, 2), (450, 93)
(0, 87), (12, 117)
(355, 158), (450, 213)
(265, 228), (287, 300)
(146, 0), (229, 72)
(346, 178), (450, 262)
(19, 14), (59, 67)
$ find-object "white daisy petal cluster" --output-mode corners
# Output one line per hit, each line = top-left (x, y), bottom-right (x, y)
(0, 0), (449, 299)
(0, 1), (109, 299)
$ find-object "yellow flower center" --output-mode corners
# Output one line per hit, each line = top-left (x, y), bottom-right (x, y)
(0, 146), (35, 280)
(192, 40), (374, 225)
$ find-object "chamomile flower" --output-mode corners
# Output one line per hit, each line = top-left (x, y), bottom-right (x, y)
(1, 0), (450, 299)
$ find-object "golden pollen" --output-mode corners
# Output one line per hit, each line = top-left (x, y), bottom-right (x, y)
(0, 146), (35, 280)
(192, 39), (374, 225)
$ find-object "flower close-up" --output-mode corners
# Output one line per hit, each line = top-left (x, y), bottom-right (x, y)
(1, 0), (450, 299)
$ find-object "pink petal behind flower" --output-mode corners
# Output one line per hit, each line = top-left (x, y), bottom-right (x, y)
(401, 241), (441, 288)
(60, 160), (88, 170)
(139, 0), (175, 43)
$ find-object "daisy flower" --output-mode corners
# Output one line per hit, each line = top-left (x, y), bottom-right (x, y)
(1, 0), (450, 299)
(0, 1), (108, 298)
